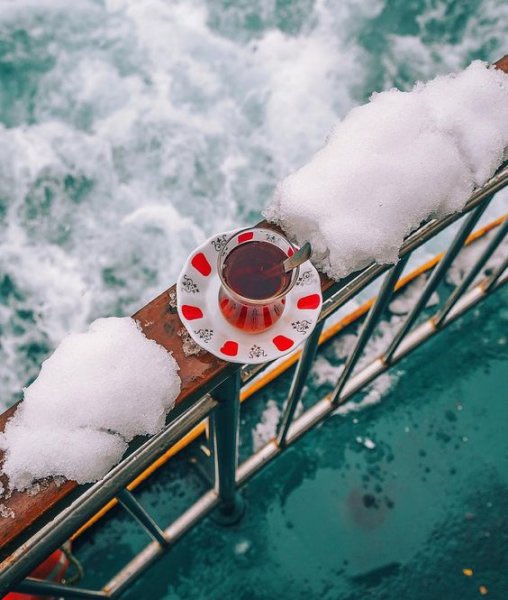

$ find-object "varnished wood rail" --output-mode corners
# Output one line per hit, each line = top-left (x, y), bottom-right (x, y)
(0, 221), (334, 558)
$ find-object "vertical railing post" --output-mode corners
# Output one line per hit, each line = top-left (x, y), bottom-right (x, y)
(384, 199), (492, 363)
(277, 320), (325, 448)
(330, 255), (409, 405)
(434, 217), (508, 326)
(210, 371), (245, 524)
(116, 489), (168, 547)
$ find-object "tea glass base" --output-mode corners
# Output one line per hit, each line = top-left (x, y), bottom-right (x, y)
(218, 288), (286, 334)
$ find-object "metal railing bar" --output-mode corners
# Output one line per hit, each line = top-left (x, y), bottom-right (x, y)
(240, 166), (508, 389)
(483, 254), (508, 292)
(77, 216), (506, 589)
(383, 198), (492, 364)
(277, 320), (325, 448)
(14, 577), (108, 599)
(399, 165), (507, 258)
(0, 394), (217, 595)
(210, 372), (245, 524)
(237, 270), (507, 486)
(301, 273), (506, 439)
(236, 215), (508, 418)
(319, 166), (508, 323)
(116, 489), (168, 547)
(238, 167), (508, 391)
(330, 255), (410, 405)
(105, 490), (219, 597)
(318, 262), (388, 323)
(434, 217), (508, 327)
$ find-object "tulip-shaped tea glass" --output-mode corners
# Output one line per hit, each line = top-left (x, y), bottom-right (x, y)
(218, 227), (300, 333)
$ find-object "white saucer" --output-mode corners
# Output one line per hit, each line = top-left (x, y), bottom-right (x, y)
(176, 229), (322, 364)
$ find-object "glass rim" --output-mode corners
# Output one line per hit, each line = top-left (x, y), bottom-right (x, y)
(217, 226), (300, 305)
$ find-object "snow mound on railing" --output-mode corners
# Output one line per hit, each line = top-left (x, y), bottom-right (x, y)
(0, 317), (181, 492)
(265, 61), (508, 280)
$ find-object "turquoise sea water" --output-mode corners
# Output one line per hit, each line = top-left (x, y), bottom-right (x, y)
(0, 0), (507, 408)
(74, 285), (508, 599)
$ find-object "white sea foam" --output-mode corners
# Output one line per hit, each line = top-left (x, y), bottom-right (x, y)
(384, 0), (508, 85)
(0, 0), (372, 409)
(0, 317), (181, 491)
(265, 61), (508, 280)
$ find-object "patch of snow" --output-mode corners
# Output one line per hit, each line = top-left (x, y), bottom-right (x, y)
(446, 229), (508, 287)
(252, 399), (281, 451)
(234, 539), (251, 555)
(177, 326), (203, 357)
(334, 373), (393, 416)
(0, 504), (15, 519)
(356, 436), (376, 449)
(332, 333), (358, 359)
(265, 61), (508, 280)
(0, 317), (181, 492)
(312, 355), (342, 386)
(388, 276), (439, 315)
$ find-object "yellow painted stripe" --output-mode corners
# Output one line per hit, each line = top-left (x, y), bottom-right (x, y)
(71, 214), (505, 541)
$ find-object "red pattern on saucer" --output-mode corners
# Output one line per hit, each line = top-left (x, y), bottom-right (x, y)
(181, 305), (204, 320)
(191, 253), (212, 277)
(297, 294), (321, 310)
(177, 229), (323, 364)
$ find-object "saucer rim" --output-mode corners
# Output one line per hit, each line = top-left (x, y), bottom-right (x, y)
(176, 228), (322, 364)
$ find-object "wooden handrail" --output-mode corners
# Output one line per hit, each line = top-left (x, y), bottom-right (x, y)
(495, 55), (508, 73)
(0, 55), (507, 558)
(0, 221), (331, 557)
